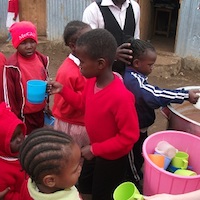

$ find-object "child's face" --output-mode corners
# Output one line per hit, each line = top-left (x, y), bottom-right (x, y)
(135, 50), (157, 76)
(76, 46), (100, 78)
(17, 38), (37, 57)
(10, 125), (25, 154)
(54, 143), (82, 189)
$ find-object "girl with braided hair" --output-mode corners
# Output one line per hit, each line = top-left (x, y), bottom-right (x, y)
(19, 128), (82, 200)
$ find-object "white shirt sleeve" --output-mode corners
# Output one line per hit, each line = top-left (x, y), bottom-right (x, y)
(82, 2), (104, 29)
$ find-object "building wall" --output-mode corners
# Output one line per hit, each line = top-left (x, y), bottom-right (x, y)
(139, 0), (154, 41)
(47, 0), (91, 41)
(175, 0), (200, 58)
(20, 0), (46, 36)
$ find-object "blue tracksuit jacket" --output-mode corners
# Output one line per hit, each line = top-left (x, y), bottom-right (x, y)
(124, 67), (189, 129)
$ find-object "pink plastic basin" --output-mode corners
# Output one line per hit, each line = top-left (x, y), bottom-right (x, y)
(143, 130), (200, 195)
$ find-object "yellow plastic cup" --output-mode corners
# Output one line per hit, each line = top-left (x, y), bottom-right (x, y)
(113, 182), (143, 200)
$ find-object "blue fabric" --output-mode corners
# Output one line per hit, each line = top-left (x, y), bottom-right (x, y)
(124, 67), (189, 128)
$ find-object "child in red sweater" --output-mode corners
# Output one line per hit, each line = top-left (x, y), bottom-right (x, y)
(48, 28), (139, 200)
(52, 20), (91, 148)
(0, 102), (26, 200)
(3, 21), (49, 134)
(6, 0), (19, 41)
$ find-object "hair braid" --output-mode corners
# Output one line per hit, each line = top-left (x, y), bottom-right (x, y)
(19, 128), (75, 183)
(127, 38), (156, 63)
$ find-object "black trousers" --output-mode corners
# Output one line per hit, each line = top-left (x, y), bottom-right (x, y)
(78, 155), (128, 200)
(127, 131), (148, 181)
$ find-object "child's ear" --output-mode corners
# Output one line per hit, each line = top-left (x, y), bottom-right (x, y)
(68, 42), (76, 52)
(97, 58), (106, 70)
(43, 175), (56, 188)
(132, 59), (140, 68)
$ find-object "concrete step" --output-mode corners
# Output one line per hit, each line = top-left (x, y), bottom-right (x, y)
(151, 50), (182, 78)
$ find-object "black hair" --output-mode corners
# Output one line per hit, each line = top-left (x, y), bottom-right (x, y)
(76, 28), (117, 65)
(19, 128), (75, 184)
(63, 20), (90, 46)
(127, 38), (156, 63)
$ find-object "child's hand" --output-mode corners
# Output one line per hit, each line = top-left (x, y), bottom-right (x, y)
(47, 81), (63, 95)
(188, 89), (200, 104)
(0, 187), (10, 199)
(116, 43), (133, 64)
(81, 145), (94, 160)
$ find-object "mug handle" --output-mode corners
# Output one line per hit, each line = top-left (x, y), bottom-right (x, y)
(182, 159), (188, 169)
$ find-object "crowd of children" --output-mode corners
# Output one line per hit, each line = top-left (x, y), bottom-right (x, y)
(0, 17), (200, 200)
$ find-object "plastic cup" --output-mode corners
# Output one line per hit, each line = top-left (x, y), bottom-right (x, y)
(27, 80), (47, 104)
(154, 152), (172, 170)
(155, 141), (178, 159)
(174, 169), (197, 176)
(113, 182), (143, 200)
(171, 151), (189, 169)
(148, 154), (165, 168)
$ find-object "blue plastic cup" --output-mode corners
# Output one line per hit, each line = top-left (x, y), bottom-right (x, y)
(27, 80), (47, 104)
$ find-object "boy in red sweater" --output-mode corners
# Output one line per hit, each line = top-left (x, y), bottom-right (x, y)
(48, 28), (139, 200)
(0, 102), (26, 200)
(3, 21), (49, 134)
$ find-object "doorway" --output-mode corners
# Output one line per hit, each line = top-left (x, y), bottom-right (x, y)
(19, 0), (46, 36)
(139, 0), (180, 53)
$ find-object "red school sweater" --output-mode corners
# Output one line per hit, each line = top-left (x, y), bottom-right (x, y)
(60, 75), (139, 160)
(0, 102), (27, 200)
(52, 57), (86, 126)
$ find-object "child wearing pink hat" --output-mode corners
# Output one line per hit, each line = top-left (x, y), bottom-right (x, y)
(3, 21), (49, 134)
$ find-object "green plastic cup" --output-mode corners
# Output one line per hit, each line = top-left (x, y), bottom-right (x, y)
(113, 182), (143, 200)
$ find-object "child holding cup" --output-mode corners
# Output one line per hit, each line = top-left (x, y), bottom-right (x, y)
(3, 21), (49, 134)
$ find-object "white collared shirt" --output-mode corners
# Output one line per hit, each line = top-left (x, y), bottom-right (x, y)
(68, 53), (80, 66)
(82, 0), (140, 39)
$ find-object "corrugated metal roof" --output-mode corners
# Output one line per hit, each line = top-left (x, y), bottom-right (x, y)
(47, 0), (92, 41)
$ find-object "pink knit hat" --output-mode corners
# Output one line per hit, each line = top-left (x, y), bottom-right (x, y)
(10, 21), (38, 48)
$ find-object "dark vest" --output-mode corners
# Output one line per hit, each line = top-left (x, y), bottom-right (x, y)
(96, 1), (136, 75)
(96, 1), (136, 46)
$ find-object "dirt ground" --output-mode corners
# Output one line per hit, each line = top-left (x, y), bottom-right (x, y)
(1, 38), (200, 135)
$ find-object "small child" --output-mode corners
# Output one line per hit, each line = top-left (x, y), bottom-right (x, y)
(0, 52), (6, 102)
(6, 0), (19, 41)
(0, 102), (26, 200)
(19, 128), (82, 200)
(3, 21), (49, 134)
(52, 20), (91, 148)
(48, 28), (139, 200)
(123, 38), (200, 181)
